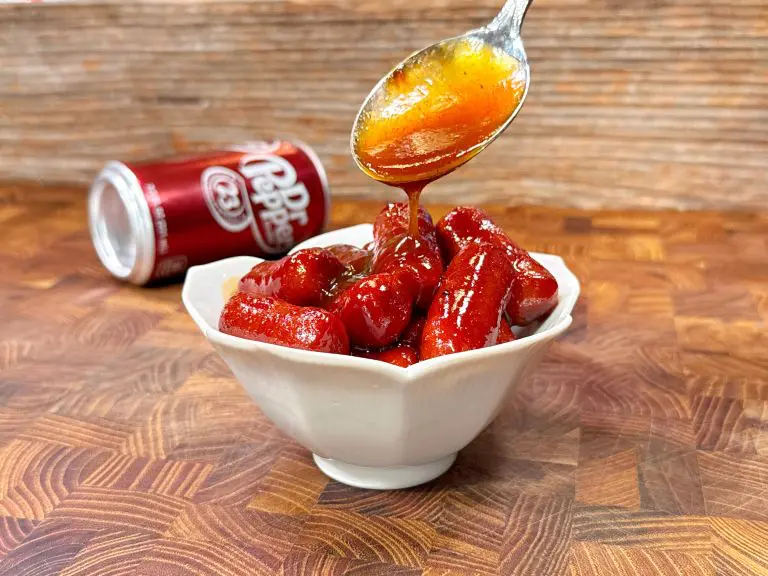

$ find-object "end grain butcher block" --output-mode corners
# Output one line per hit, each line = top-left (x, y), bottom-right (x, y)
(0, 181), (767, 575)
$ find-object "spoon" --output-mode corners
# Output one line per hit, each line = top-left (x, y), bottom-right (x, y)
(351, 0), (534, 187)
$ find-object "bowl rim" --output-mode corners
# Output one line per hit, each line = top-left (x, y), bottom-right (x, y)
(182, 224), (580, 382)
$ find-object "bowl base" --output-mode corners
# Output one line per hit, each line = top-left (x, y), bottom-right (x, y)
(313, 453), (457, 490)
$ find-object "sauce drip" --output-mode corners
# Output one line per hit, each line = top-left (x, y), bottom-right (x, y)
(404, 183), (424, 237)
(353, 36), (526, 235)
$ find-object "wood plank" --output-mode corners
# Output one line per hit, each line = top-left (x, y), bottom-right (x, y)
(1, 1), (767, 210)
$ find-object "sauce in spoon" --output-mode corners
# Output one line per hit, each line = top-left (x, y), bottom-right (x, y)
(352, 37), (526, 236)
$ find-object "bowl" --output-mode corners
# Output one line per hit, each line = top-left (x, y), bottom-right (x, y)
(182, 224), (580, 489)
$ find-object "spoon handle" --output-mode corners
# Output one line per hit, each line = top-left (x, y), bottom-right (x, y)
(487, 0), (533, 37)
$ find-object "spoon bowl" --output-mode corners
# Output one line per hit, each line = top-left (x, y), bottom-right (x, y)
(351, 0), (534, 185)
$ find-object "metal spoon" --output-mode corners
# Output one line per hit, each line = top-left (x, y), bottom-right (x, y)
(351, 0), (534, 185)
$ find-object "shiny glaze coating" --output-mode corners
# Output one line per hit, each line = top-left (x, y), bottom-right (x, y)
(321, 244), (374, 305)
(352, 345), (419, 368)
(497, 318), (516, 344)
(436, 206), (558, 325)
(421, 242), (514, 360)
(399, 315), (426, 349)
(372, 203), (443, 309)
(373, 202), (438, 247)
(325, 244), (372, 276)
(373, 234), (443, 310)
(352, 37), (525, 185)
(219, 292), (350, 354)
(239, 248), (345, 307)
(329, 272), (413, 348)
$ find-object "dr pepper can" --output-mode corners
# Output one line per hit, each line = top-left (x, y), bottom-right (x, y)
(88, 140), (331, 284)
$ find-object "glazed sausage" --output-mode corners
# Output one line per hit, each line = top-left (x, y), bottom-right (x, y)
(325, 244), (372, 276)
(399, 315), (426, 349)
(239, 248), (346, 307)
(329, 272), (413, 348)
(421, 242), (514, 360)
(219, 292), (350, 354)
(436, 206), (558, 325)
(373, 202), (438, 247)
(353, 345), (419, 368)
(372, 203), (443, 309)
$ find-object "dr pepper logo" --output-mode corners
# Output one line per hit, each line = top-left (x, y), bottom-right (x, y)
(200, 166), (251, 233)
(201, 143), (311, 254)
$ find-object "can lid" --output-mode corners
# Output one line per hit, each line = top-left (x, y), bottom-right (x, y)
(88, 161), (155, 285)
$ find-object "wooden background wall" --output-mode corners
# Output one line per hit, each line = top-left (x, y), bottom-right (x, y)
(1, 0), (766, 210)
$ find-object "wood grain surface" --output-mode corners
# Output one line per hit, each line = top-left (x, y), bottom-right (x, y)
(1, 181), (768, 575)
(2, 0), (767, 211)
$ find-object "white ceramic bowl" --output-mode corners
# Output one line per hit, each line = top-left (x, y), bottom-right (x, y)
(182, 224), (580, 489)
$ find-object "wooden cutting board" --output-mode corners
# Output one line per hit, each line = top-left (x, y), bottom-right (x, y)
(0, 182), (766, 575)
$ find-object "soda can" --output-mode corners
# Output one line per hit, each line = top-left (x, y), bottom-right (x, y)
(88, 140), (331, 284)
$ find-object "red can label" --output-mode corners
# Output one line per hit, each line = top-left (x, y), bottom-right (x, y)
(128, 140), (329, 282)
